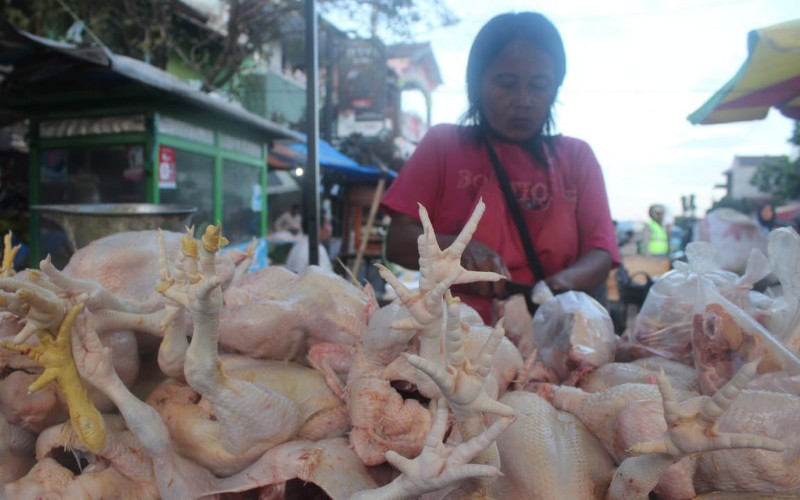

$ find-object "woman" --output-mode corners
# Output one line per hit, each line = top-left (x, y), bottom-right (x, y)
(381, 12), (619, 324)
(755, 201), (778, 236)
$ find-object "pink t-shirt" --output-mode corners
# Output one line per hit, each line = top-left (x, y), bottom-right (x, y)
(381, 124), (619, 320)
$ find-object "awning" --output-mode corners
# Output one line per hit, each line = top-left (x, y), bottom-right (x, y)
(267, 170), (300, 195)
(268, 137), (396, 182)
(688, 19), (800, 125)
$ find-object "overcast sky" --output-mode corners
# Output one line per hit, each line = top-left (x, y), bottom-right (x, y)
(412, 0), (800, 223)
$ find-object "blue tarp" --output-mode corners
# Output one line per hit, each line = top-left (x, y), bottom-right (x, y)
(286, 136), (396, 182)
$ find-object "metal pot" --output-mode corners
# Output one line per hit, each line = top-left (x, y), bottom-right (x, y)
(32, 203), (197, 251)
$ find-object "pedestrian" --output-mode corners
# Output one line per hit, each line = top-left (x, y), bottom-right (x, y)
(284, 210), (334, 273)
(273, 204), (302, 235)
(755, 201), (779, 236)
(641, 204), (669, 256)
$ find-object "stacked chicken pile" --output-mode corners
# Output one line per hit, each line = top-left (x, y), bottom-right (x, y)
(1, 201), (799, 499)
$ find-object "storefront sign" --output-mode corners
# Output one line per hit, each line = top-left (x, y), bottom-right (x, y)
(158, 145), (177, 189)
(338, 38), (387, 122)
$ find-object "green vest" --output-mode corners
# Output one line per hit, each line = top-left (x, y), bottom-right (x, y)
(645, 219), (669, 255)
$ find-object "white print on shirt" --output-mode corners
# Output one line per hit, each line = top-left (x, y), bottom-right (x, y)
(456, 169), (551, 211)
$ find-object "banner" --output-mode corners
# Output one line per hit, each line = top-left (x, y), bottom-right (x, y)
(338, 38), (387, 122)
(158, 145), (177, 189)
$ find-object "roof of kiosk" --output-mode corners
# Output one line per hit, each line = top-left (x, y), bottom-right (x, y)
(0, 21), (302, 142)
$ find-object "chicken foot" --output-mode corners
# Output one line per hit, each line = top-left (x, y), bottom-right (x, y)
(1, 303), (106, 453)
(349, 399), (512, 500)
(404, 300), (515, 497)
(608, 359), (786, 500)
(39, 255), (164, 314)
(69, 307), (220, 498)
(158, 225), (300, 461)
(1, 232), (21, 277)
(384, 200), (504, 363)
(0, 276), (66, 344)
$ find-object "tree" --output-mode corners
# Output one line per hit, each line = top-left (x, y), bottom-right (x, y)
(750, 121), (800, 203)
(709, 195), (760, 216)
(1, 0), (457, 92)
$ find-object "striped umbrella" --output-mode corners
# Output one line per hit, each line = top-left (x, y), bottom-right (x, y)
(689, 19), (800, 124)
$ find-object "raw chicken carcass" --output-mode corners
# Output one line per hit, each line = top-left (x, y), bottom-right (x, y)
(489, 390), (616, 499)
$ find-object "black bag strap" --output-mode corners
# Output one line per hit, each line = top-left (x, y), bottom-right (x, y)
(483, 136), (547, 282)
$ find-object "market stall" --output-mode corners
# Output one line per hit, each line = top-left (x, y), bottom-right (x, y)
(0, 23), (301, 268)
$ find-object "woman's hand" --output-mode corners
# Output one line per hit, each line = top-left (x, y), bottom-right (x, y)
(456, 239), (511, 297)
(386, 212), (510, 297)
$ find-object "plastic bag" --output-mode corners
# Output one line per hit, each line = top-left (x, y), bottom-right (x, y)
(693, 208), (767, 274)
(692, 277), (800, 395)
(621, 241), (769, 364)
(761, 228), (800, 348)
(531, 282), (616, 382)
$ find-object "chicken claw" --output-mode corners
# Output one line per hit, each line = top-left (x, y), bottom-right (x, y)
(378, 263), (451, 339)
(350, 400), (511, 500)
(417, 200), (505, 294)
(1, 232), (21, 277)
(608, 359), (786, 500)
(404, 302), (515, 420)
(629, 359), (785, 457)
(0, 278), (65, 344)
(1, 303), (106, 453)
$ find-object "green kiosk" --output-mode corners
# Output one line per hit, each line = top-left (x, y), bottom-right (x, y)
(0, 25), (302, 269)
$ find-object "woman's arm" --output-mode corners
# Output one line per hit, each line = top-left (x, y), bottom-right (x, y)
(384, 213), (429, 270)
(545, 248), (612, 295)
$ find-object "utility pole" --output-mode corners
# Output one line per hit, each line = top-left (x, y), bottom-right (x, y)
(304, 0), (320, 265)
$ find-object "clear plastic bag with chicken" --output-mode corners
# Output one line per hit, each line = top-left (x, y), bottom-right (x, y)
(761, 228), (800, 351)
(620, 241), (771, 364)
(530, 283), (616, 384)
(693, 207), (768, 274)
(692, 274), (800, 395)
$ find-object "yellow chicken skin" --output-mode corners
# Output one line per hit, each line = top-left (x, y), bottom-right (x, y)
(1, 303), (107, 453)
(1, 231), (21, 277)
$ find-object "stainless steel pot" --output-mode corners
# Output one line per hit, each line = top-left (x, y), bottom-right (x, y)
(32, 203), (197, 251)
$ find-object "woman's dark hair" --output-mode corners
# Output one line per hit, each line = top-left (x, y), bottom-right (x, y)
(462, 12), (566, 164)
(757, 201), (777, 229)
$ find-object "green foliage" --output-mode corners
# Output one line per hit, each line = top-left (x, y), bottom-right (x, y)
(750, 156), (800, 203)
(3, 0), (457, 92)
(709, 195), (761, 215)
(749, 122), (800, 204)
(319, 0), (458, 40)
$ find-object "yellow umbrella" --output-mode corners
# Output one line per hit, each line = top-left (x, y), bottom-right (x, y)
(688, 19), (800, 124)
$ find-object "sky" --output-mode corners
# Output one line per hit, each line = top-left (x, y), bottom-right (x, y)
(409, 0), (800, 224)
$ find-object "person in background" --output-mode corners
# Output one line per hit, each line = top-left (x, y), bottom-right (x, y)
(641, 204), (669, 256)
(284, 210), (333, 274)
(273, 204), (302, 235)
(380, 11), (619, 324)
(755, 201), (779, 236)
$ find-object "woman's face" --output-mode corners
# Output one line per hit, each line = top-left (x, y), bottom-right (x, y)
(480, 39), (557, 143)
(760, 204), (774, 221)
